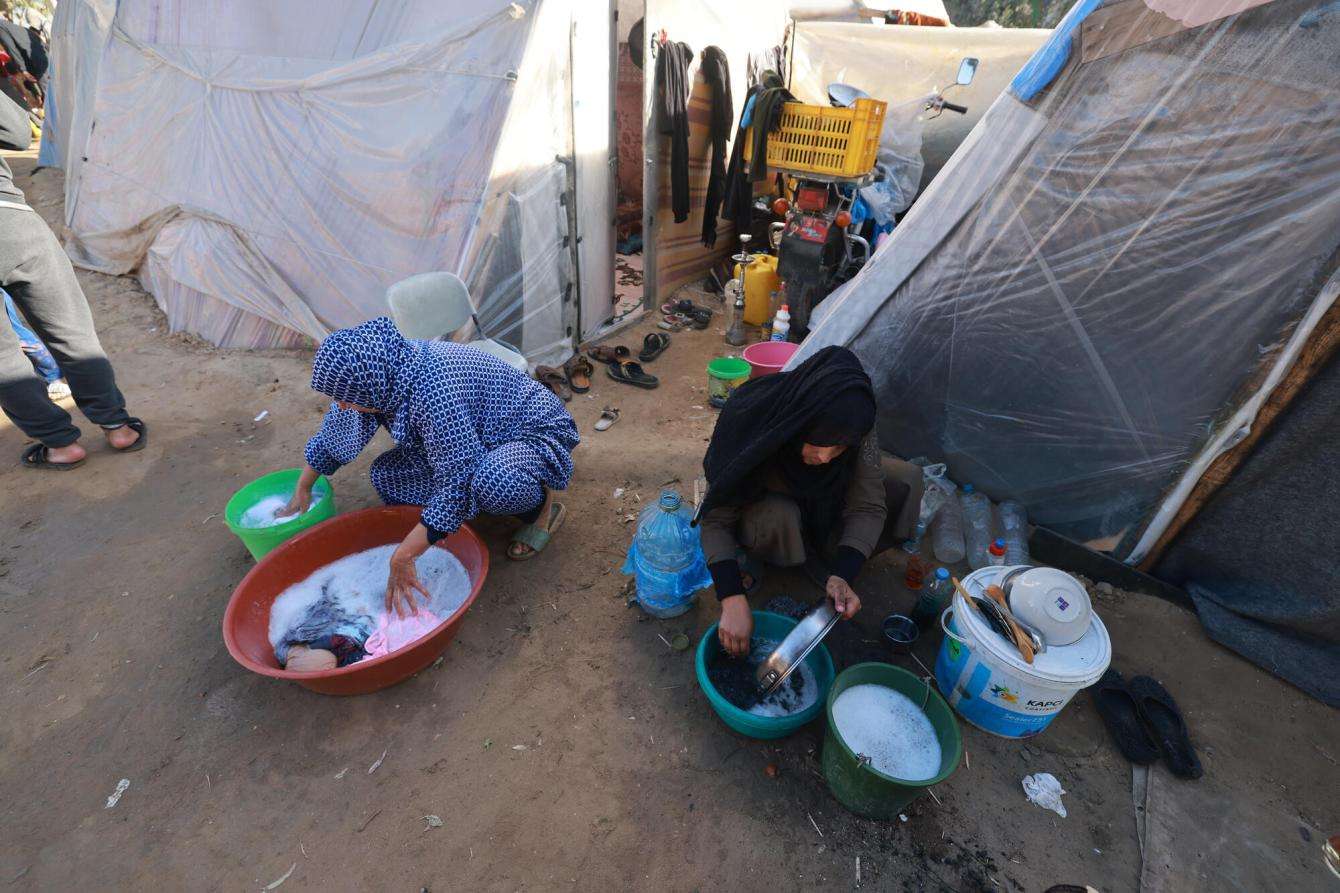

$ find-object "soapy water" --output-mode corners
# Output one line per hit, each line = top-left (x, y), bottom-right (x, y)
(831, 684), (942, 781)
(238, 491), (326, 529)
(267, 544), (472, 656)
(707, 638), (820, 718)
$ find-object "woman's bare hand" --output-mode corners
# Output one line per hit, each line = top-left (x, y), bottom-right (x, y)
(385, 549), (430, 618)
(718, 594), (754, 658)
(826, 576), (862, 619)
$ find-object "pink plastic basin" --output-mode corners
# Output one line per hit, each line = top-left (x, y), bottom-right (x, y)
(743, 340), (800, 378)
(222, 505), (488, 695)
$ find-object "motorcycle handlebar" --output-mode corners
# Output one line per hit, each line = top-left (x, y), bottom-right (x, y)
(942, 101), (969, 114)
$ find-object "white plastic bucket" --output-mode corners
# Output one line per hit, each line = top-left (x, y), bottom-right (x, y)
(934, 566), (1111, 739)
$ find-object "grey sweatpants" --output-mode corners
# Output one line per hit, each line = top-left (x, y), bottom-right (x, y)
(0, 207), (129, 446)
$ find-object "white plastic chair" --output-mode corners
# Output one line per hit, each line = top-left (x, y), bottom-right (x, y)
(386, 272), (528, 371)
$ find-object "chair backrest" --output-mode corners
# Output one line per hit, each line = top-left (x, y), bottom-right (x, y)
(386, 272), (473, 339)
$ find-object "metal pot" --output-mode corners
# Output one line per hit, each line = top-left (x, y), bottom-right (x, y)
(755, 599), (840, 696)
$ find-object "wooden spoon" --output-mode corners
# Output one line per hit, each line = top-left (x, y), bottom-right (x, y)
(984, 584), (1036, 664)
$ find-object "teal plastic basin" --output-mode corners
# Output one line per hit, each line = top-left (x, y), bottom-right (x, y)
(224, 468), (336, 560)
(695, 610), (836, 739)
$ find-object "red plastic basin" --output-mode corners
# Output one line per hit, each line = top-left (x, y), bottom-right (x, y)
(742, 340), (800, 378)
(222, 505), (488, 695)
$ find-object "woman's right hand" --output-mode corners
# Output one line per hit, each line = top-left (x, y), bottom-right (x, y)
(278, 488), (312, 519)
(279, 465), (321, 518)
(718, 594), (753, 658)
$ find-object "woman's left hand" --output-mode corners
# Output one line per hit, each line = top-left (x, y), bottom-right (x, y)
(826, 575), (861, 619)
(386, 548), (430, 618)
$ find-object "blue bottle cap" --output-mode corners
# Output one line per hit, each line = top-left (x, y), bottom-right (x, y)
(935, 567), (950, 580)
(962, 483), (974, 493)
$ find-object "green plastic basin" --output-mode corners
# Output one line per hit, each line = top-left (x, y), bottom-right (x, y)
(822, 662), (962, 819)
(695, 610), (835, 740)
(224, 468), (337, 561)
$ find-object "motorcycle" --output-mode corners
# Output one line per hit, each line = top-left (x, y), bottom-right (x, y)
(768, 57), (979, 339)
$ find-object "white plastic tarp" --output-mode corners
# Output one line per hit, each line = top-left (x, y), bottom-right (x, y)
(54, 0), (579, 365)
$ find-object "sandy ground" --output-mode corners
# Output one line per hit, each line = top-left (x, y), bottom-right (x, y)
(2, 151), (1337, 892)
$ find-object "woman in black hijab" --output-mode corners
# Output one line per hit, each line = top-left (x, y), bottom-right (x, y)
(698, 346), (893, 656)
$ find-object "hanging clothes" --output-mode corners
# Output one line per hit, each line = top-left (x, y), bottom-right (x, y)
(720, 70), (793, 234)
(699, 46), (732, 248)
(655, 40), (694, 224)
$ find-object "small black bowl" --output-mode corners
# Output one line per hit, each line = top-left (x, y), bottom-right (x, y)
(881, 613), (919, 655)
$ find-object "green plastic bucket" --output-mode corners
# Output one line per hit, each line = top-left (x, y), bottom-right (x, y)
(822, 662), (962, 819)
(706, 356), (752, 403)
(224, 468), (337, 560)
(695, 610), (836, 739)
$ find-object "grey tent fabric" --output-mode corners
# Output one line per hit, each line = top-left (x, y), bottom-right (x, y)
(1154, 350), (1340, 707)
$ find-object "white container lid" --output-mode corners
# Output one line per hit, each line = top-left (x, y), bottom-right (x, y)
(955, 566), (1111, 688)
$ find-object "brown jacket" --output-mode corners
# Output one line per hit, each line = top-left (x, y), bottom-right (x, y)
(699, 433), (887, 565)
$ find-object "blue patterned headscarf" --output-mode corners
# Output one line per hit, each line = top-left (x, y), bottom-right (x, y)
(311, 317), (424, 424)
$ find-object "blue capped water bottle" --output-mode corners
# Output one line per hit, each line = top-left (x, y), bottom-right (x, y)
(622, 489), (713, 618)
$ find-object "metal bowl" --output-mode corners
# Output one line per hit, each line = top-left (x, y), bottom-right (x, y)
(881, 613), (919, 655)
(755, 599), (840, 696)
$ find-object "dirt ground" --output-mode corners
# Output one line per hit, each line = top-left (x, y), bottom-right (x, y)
(2, 150), (1337, 892)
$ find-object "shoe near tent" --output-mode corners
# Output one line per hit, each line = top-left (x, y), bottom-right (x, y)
(794, 0), (1340, 704)
(36, 0), (790, 363)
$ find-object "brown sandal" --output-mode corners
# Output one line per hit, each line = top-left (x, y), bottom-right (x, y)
(564, 353), (593, 392)
(588, 344), (631, 366)
(535, 365), (571, 401)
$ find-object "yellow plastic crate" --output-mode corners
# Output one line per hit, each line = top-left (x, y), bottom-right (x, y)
(744, 97), (887, 179)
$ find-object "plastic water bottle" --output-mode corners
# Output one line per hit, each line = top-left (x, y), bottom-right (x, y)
(911, 567), (954, 629)
(999, 500), (1031, 566)
(621, 489), (712, 618)
(961, 484), (995, 570)
(930, 483), (966, 564)
(770, 304), (791, 342)
(988, 538), (1007, 567)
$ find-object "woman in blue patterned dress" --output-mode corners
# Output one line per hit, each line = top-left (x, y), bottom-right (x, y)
(280, 317), (579, 617)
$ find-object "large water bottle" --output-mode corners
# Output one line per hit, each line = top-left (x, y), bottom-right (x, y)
(999, 500), (1032, 566)
(621, 489), (713, 618)
(930, 483), (966, 565)
(961, 484), (996, 570)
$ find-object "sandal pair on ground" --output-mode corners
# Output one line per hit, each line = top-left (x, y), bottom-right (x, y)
(1091, 668), (1203, 779)
(590, 332), (669, 390)
(661, 300), (712, 331)
(534, 353), (594, 402)
(21, 418), (148, 471)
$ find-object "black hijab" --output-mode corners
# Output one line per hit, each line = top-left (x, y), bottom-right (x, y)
(698, 346), (876, 540)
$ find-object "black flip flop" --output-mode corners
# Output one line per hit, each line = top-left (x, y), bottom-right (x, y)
(690, 308), (712, 330)
(638, 332), (670, 362)
(106, 417), (148, 453)
(607, 360), (659, 389)
(21, 442), (85, 471)
(1090, 669), (1159, 765)
(1129, 674), (1203, 779)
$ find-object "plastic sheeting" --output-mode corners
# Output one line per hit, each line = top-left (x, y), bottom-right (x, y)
(795, 0), (1340, 549)
(789, 22), (1049, 185)
(50, 0), (581, 365)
